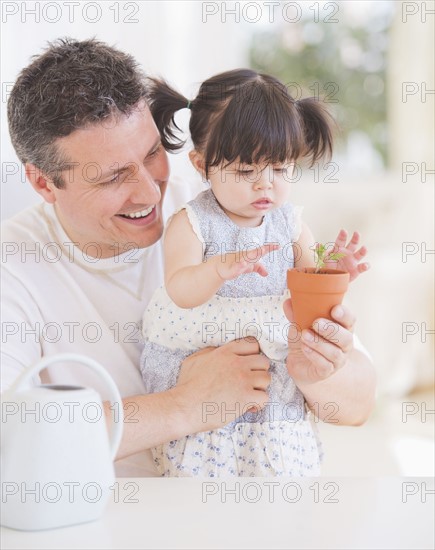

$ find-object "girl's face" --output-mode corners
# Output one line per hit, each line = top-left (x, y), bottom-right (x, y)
(190, 152), (294, 228)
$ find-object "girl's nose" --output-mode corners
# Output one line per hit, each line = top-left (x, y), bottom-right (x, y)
(254, 173), (273, 190)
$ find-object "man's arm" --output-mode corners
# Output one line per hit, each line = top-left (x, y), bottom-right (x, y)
(296, 348), (375, 426)
(284, 302), (376, 426)
(105, 339), (271, 460)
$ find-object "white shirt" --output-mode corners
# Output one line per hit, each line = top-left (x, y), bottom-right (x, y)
(1, 176), (203, 399)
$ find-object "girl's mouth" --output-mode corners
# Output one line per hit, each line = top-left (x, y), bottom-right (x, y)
(252, 199), (272, 209)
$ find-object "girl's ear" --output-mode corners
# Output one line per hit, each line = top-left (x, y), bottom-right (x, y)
(189, 150), (206, 179)
(25, 163), (57, 204)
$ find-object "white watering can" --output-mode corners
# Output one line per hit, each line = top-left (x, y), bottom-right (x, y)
(0, 353), (124, 531)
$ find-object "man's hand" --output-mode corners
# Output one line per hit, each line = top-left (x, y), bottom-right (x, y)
(284, 300), (376, 425)
(284, 299), (355, 385)
(175, 338), (270, 432)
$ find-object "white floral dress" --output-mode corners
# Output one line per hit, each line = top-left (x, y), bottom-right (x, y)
(140, 189), (322, 477)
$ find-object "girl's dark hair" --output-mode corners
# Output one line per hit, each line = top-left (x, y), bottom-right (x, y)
(8, 37), (148, 188)
(148, 69), (334, 177)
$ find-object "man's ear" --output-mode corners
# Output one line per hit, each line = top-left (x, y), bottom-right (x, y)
(25, 164), (58, 204)
(188, 150), (206, 180)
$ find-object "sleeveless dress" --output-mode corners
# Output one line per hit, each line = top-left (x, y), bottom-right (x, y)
(140, 189), (322, 477)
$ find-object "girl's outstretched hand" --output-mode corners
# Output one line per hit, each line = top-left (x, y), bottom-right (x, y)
(214, 244), (280, 281)
(324, 229), (370, 282)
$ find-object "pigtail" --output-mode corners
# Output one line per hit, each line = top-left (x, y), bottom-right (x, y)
(295, 97), (335, 165)
(146, 77), (190, 152)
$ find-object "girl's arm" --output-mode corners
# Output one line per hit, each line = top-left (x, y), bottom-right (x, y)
(164, 209), (278, 308)
(293, 221), (317, 269)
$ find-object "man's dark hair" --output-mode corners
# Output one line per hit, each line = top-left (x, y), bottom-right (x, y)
(7, 37), (148, 188)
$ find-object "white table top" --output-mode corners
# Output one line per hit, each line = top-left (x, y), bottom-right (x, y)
(1, 477), (433, 549)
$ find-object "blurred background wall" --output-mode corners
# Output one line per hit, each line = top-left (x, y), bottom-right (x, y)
(1, 0), (434, 475)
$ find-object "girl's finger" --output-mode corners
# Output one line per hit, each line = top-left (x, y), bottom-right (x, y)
(334, 229), (348, 249)
(357, 262), (370, 273)
(353, 246), (367, 261)
(253, 263), (268, 277)
(345, 231), (360, 252)
(244, 243), (280, 263)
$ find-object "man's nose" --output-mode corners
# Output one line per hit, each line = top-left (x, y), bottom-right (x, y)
(129, 166), (162, 204)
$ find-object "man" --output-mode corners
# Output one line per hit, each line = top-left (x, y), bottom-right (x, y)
(2, 38), (375, 469)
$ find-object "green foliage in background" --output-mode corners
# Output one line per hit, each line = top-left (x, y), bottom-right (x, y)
(249, 7), (393, 167)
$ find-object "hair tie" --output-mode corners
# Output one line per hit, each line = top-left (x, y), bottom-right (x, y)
(186, 100), (192, 110)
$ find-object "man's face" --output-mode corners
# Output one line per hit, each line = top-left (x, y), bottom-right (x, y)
(46, 103), (169, 258)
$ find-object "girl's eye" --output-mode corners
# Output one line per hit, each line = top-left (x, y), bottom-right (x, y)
(234, 163), (256, 175)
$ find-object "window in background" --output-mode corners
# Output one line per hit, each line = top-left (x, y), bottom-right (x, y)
(249, 1), (395, 173)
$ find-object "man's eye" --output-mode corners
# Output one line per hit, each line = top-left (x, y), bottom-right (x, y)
(100, 174), (120, 186)
(148, 145), (162, 157)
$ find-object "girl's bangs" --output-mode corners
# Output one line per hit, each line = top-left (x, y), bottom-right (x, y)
(205, 88), (304, 170)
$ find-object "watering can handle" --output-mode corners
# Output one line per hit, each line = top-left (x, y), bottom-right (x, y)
(8, 353), (124, 461)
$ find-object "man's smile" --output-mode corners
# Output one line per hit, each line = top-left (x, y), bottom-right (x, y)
(116, 205), (158, 226)
(118, 205), (156, 219)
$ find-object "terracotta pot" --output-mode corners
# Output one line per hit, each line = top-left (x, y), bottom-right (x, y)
(287, 268), (350, 331)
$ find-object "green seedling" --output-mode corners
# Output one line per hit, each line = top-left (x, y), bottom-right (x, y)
(314, 243), (346, 273)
